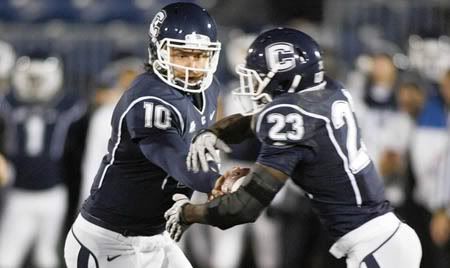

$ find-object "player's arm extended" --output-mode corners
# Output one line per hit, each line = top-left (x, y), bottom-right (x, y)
(139, 131), (221, 193)
(186, 114), (255, 172)
(207, 113), (254, 144)
(126, 99), (222, 193)
(180, 163), (287, 229)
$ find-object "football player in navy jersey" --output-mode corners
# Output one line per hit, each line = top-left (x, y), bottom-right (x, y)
(64, 2), (239, 268)
(0, 51), (86, 268)
(168, 28), (423, 267)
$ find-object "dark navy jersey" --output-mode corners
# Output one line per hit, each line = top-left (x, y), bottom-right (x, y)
(82, 72), (221, 235)
(253, 77), (391, 240)
(0, 93), (87, 190)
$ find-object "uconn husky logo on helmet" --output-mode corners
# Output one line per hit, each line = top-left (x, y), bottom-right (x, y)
(266, 42), (297, 72)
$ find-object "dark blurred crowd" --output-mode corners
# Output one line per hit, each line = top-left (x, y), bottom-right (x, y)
(0, 0), (449, 267)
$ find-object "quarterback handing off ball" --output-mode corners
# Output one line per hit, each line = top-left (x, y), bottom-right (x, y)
(210, 166), (250, 199)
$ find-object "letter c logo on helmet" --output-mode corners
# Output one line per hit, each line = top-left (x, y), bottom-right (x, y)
(265, 42), (297, 72)
(233, 28), (325, 115)
(149, 11), (167, 41)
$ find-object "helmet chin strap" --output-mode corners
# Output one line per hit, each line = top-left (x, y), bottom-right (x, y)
(174, 76), (202, 88)
(287, 75), (302, 93)
(257, 65), (302, 95)
(255, 67), (277, 95)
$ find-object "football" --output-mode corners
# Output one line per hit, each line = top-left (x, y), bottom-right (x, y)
(231, 176), (246, 192)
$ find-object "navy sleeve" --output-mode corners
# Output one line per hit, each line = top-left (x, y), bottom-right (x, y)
(125, 98), (220, 193)
(139, 134), (220, 193)
(254, 104), (317, 146)
(256, 143), (306, 176)
(254, 103), (317, 175)
(126, 98), (183, 140)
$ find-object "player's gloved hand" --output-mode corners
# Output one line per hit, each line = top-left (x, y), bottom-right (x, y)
(209, 166), (250, 200)
(186, 129), (231, 173)
(164, 194), (191, 242)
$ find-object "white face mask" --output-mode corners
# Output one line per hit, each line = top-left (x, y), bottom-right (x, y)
(233, 63), (275, 115)
(151, 35), (221, 93)
(12, 57), (63, 103)
(233, 63), (326, 115)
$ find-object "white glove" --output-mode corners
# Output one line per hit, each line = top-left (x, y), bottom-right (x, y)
(186, 130), (231, 173)
(164, 194), (191, 242)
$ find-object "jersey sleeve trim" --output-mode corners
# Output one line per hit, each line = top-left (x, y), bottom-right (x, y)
(97, 96), (184, 189)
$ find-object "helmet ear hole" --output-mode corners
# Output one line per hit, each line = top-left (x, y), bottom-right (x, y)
(269, 79), (290, 96)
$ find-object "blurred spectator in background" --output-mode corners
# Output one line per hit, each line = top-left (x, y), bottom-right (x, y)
(347, 52), (411, 207)
(429, 69), (450, 249)
(0, 51), (86, 268)
(392, 79), (427, 205)
(397, 81), (427, 120)
(0, 153), (10, 218)
(0, 40), (16, 94)
(397, 69), (450, 268)
(80, 54), (141, 206)
(0, 40), (16, 219)
(395, 78), (427, 204)
(408, 34), (450, 84)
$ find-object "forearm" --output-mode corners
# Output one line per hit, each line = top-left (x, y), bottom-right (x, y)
(181, 188), (265, 229)
(181, 164), (286, 229)
(139, 136), (221, 193)
(182, 203), (209, 224)
(168, 162), (220, 193)
(208, 114), (253, 144)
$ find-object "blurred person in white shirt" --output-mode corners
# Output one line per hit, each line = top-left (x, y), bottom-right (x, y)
(430, 69), (450, 248)
(347, 52), (412, 206)
(80, 56), (141, 205)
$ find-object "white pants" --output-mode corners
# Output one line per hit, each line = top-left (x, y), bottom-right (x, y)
(330, 212), (422, 268)
(0, 185), (67, 268)
(65, 215), (193, 268)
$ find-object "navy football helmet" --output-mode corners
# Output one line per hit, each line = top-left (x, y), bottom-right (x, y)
(12, 51), (63, 103)
(234, 28), (325, 115)
(148, 2), (221, 93)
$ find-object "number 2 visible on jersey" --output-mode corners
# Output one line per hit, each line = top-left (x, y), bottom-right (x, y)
(267, 113), (304, 141)
(144, 102), (171, 129)
(331, 101), (370, 173)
